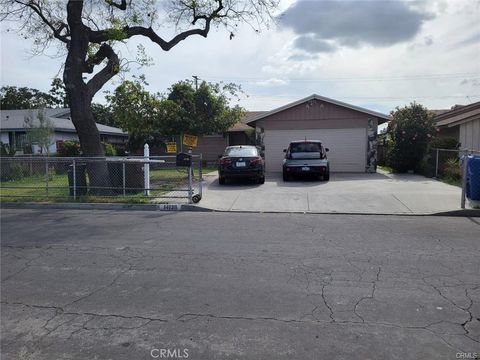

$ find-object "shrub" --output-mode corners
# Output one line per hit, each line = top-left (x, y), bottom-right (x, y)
(0, 142), (16, 156)
(1, 162), (27, 181)
(57, 140), (81, 157)
(386, 102), (437, 173)
(102, 142), (117, 156)
(442, 158), (462, 180)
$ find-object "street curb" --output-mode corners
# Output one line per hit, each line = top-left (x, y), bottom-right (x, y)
(0, 202), (213, 212)
(189, 208), (480, 217)
(1, 202), (479, 217)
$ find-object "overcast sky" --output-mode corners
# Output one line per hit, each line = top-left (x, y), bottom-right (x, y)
(1, 0), (479, 115)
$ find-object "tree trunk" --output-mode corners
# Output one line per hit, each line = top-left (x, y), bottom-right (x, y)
(66, 86), (112, 195)
(63, 0), (111, 195)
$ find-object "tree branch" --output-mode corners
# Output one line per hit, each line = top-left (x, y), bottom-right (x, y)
(89, 0), (226, 50)
(13, 0), (70, 44)
(86, 44), (120, 97)
(105, 0), (127, 10)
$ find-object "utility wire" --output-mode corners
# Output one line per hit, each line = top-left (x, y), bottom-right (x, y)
(238, 94), (480, 103)
(202, 72), (480, 83)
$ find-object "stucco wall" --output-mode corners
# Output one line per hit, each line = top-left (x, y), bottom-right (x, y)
(195, 134), (228, 164)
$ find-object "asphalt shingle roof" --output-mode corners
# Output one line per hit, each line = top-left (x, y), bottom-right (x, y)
(0, 108), (127, 136)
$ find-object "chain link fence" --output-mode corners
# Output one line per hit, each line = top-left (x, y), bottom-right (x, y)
(419, 148), (480, 209)
(0, 155), (203, 204)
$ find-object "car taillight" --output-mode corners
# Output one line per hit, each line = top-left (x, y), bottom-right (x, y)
(250, 157), (263, 166)
(219, 157), (231, 165)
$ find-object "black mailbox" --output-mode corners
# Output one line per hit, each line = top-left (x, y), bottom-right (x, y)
(176, 152), (192, 167)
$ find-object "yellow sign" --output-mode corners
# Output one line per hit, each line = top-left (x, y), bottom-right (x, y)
(182, 134), (198, 147)
(166, 142), (177, 153)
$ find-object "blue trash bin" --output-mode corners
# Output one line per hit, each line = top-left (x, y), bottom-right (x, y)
(466, 155), (480, 201)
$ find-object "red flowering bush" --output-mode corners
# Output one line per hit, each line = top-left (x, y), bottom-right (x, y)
(386, 103), (437, 173)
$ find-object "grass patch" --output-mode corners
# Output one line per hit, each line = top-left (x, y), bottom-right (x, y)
(438, 176), (462, 188)
(377, 165), (393, 173)
(0, 166), (215, 203)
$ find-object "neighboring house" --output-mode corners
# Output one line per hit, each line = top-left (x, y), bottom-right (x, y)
(0, 108), (128, 154)
(247, 94), (390, 172)
(435, 101), (480, 151)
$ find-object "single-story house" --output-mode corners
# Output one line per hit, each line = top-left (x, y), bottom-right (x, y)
(0, 108), (128, 154)
(435, 101), (480, 151)
(247, 94), (390, 172)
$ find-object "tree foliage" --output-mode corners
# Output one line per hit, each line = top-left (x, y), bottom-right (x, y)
(106, 77), (244, 151)
(91, 103), (115, 126)
(106, 76), (162, 139)
(1, 78), (69, 110)
(1, 85), (58, 110)
(163, 80), (243, 136)
(386, 103), (437, 173)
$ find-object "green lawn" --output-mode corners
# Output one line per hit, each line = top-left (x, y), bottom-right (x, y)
(438, 176), (462, 188)
(0, 166), (215, 203)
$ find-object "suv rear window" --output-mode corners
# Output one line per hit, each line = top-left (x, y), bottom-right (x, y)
(224, 147), (258, 157)
(289, 142), (323, 159)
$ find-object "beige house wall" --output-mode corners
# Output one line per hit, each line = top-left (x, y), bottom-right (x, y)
(459, 118), (480, 151)
(255, 99), (370, 130)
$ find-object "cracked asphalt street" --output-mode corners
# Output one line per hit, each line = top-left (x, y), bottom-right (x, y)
(1, 209), (479, 360)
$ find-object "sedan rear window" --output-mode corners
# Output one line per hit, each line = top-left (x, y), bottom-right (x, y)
(224, 147), (258, 157)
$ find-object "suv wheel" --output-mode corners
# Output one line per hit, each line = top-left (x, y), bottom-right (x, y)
(258, 176), (265, 184)
(219, 177), (226, 185)
(283, 172), (289, 182)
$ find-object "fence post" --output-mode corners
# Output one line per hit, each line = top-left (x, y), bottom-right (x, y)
(188, 164), (193, 204)
(461, 150), (469, 209)
(144, 144), (150, 196)
(45, 157), (49, 197)
(122, 159), (126, 196)
(73, 158), (77, 200)
(435, 148), (439, 178)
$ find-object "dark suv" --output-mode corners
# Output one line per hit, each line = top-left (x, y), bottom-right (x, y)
(218, 145), (265, 185)
(283, 140), (330, 181)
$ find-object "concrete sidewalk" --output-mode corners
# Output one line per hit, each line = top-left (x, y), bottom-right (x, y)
(199, 170), (466, 215)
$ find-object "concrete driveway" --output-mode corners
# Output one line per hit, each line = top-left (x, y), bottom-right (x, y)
(199, 171), (464, 214)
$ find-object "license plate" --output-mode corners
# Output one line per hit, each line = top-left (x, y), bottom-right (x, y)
(301, 166), (310, 171)
(236, 162), (246, 167)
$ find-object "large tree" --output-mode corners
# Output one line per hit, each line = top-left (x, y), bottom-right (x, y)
(1, 0), (277, 158)
(1, 0), (277, 192)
